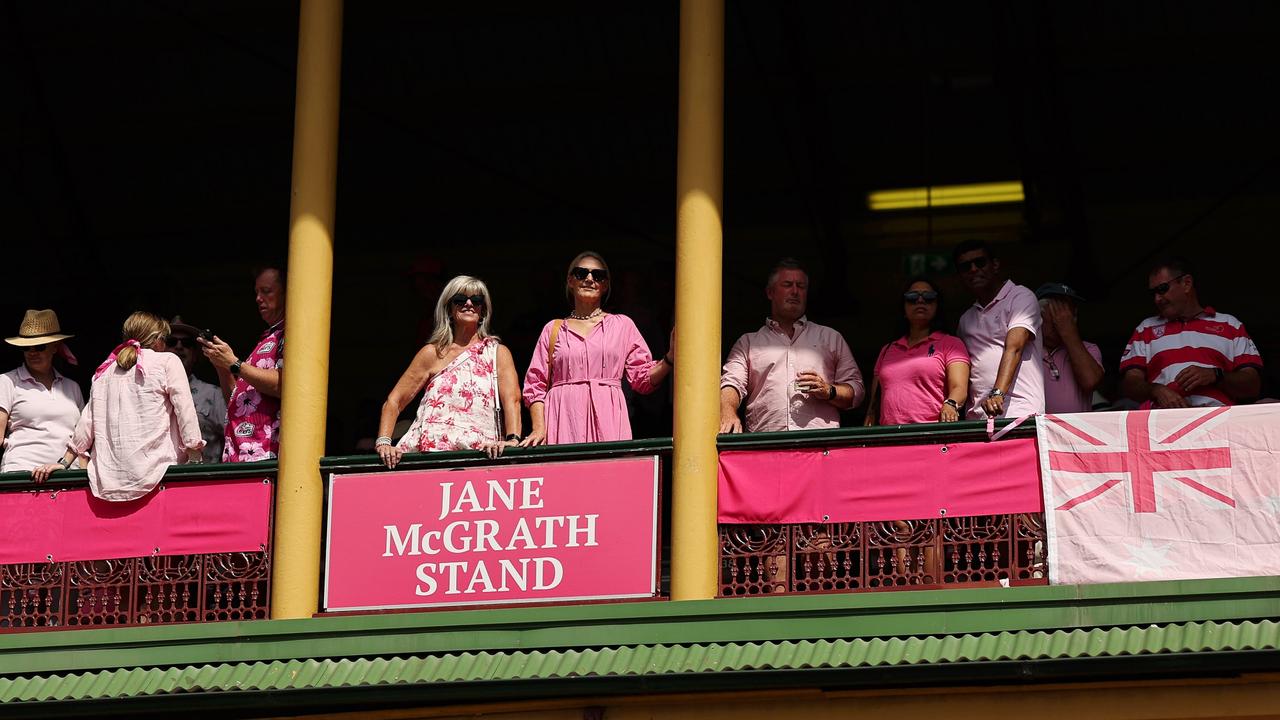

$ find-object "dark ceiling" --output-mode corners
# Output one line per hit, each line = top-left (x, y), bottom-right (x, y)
(4, 1), (1279, 448)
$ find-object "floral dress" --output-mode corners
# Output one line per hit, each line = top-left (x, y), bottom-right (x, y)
(223, 322), (283, 463)
(397, 337), (501, 452)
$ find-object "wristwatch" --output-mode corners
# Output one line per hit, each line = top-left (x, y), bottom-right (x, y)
(504, 434), (521, 442)
(943, 399), (960, 409)
(229, 360), (243, 377)
(988, 388), (1005, 398)
(826, 384), (837, 401)
(1214, 367), (1225, 383)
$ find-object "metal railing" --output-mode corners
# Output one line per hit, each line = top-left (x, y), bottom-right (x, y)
(1, 418), (1041, 629)
(0, 462), (276, 631)
(716, 419), (1047, 596)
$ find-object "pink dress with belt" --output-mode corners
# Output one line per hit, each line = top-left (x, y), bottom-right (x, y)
(522, 314), (660, 445)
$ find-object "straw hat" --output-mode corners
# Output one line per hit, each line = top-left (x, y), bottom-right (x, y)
(6, 309), (74, 347)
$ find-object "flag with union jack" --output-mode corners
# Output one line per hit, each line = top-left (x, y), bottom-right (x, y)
(1037, 405), (1280, 585)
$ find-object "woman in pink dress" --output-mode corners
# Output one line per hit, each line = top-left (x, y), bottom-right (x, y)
(33, 312), (205, 501)
(375, 276), (523, 468)
(521, 251), (674, 446)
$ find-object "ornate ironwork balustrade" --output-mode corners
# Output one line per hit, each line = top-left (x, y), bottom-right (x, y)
(716, 419), (1044, 597)
(0, 463), (275, 632)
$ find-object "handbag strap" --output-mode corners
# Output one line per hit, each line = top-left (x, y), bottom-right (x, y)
(546, 319), (564, 387)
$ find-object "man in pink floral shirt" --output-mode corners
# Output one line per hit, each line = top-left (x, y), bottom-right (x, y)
(200, 267), (286, 462)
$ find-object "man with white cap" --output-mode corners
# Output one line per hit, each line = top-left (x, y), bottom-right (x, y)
(165, 317), (227, 463)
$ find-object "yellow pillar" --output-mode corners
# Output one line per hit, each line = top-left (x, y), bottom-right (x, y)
(671, 0), (724, 601)
(271, 0), (343, 619)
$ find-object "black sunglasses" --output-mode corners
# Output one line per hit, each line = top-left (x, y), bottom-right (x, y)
(165, 335), (198, 349)
(24, 343), (50, 352)
(956, 256), (990, 272)
(571, 267), (609, 282)
(1149, 274), (1188, 296)
(904, 290), (939, 303)
(450, 293), (485, 308)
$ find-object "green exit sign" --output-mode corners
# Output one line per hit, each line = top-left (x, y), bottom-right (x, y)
(903, 253), (951, 275)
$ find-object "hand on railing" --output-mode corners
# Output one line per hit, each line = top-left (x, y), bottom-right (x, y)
(377, 442), (404, 469)
(482, 440), (519, 459)
(519, 429), (547, 448)
(31, 463), (62, 483)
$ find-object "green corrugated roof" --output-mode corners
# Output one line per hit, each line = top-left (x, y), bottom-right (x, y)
(3, 619), (1277, 705)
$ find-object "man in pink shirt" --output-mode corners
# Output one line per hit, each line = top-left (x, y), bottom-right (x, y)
(1036, 283), (1104, 414)
(720, 259), (864, 433)
(954, 240), (1045, 419)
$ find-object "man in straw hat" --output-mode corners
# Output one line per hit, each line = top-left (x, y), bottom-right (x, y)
(0, 309), (85, 473)
(165, 316), (227, 463)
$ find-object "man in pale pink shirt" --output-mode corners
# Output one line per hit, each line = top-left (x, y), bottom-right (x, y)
(720, 259), (864, 433)
(1036, 283), (1104, 414)
(954, 240), (1045, 419)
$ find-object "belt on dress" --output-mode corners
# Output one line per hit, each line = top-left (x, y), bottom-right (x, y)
(553, 378), (622, 388)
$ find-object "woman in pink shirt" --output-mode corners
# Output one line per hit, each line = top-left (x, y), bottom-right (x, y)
(521, 251), (674, 445)
(865, 279), (971, 426)
(33, 312), (204, 501)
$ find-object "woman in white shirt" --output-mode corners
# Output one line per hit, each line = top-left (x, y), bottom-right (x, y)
(0, 309), (84, 474)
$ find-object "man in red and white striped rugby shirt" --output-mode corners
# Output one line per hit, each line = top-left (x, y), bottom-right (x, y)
(1120, 256), (1262, 408)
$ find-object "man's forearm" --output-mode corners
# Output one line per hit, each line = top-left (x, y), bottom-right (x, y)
(1223, 367), (1261, 401)
(1120, 369), (1153, 402)
(992, 345), (1024, 395)
(1062, 338), (1104, 393)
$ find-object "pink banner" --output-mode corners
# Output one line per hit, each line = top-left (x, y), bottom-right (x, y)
(324, 457), (659, 611)
(718, 438), (1042, 524)
(0, 479), (273, 564)
(1039, 406), (1280, 585)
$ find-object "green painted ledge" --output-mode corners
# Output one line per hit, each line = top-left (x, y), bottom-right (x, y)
(3, 618), (1278, 713)
(2, 576), (1278, 677)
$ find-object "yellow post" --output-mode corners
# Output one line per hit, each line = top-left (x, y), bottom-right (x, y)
(671, 0), (724, 601)
(271, 0), (343, 619)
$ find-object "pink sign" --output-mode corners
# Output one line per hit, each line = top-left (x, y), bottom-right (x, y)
(324, 456), (659, 611)
(0, 479), (273, 564)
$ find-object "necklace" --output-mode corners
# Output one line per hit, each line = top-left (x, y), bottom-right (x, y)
(568, 309), (603, 321)
(1043, 349), (1061, 380)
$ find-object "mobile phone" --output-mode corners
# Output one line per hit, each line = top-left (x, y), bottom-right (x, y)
(201, 329), (216, 341)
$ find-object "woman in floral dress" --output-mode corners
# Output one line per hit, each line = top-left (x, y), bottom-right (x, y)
(375, 276), (522, 468)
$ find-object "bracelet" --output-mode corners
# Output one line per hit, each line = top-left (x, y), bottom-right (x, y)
(504, 433), (521, 442)
(826, 384), (837, 401)
(375, 436), (393, 447)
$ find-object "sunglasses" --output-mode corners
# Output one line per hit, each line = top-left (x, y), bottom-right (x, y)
(570, 267), (609, 282)
(450, 294), (486, 308)
(24, 343), (50, 352)
(956, 256), (990, 272)
(165, 335), (198, 349)
(903, 290), (939, 303)
(1149, 274), (1188, 296)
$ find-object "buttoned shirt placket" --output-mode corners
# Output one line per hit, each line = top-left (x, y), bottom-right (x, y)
(767, 316), (807, 430)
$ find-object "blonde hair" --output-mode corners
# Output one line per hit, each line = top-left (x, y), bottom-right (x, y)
(427, 275), (495, 357)
(117, 311), (170, 370)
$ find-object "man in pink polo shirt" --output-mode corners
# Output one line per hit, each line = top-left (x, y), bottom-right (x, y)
(1120, 256), (1261, 408)
(719, 258), (864, 433)
(954, 240), (1045, 419)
